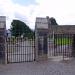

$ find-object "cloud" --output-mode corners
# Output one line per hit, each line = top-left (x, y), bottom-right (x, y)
(0, 0), (75, 29)
(0, 0), (38, 29)
(35, 0), (75, 25)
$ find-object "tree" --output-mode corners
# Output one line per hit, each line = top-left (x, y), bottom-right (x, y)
(10, 20), (34, 38)
(49, 17), (58, 25)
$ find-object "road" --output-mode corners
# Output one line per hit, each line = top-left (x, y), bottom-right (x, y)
(0, 59), (75, 75)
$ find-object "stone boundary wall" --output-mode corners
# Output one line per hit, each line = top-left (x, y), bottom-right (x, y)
(49, 25), (75, 34)
(0, 16), (6, 64)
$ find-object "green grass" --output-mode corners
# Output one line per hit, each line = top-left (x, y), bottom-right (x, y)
(54, 38), (73, 45)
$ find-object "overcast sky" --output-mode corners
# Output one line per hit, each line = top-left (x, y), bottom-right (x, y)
(0, 0), (75, 29)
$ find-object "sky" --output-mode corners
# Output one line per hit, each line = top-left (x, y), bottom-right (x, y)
(0, 0), (75, 29)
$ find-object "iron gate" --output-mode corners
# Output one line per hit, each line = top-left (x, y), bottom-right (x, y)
(6, 37), (35, 63)
(6, 34), (75, 63)
(48, 34), (73, 59)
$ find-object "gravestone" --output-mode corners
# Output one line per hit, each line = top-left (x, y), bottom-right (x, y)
(0, 16), (6, 64)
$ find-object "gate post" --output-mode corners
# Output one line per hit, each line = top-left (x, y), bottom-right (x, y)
(0, 16), (6, 64)
(35, 26), (38, 61)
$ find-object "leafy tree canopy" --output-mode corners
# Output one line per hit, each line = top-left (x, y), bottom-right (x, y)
(49, 17), (58, 25)
(10, 20), (34, 38)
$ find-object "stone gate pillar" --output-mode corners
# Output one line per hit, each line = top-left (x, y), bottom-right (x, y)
(35, 17), (48, 61)
(0, 16), (6, 64)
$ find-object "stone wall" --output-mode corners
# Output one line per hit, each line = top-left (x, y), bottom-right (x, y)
(0, 16), (6, 64)
(49, 25), (75, 34)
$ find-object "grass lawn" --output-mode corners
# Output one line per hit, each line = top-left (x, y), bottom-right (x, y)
(54, 38), (73, 45)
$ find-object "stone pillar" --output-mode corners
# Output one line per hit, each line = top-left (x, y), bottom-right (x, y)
(0, 16), (6, 64)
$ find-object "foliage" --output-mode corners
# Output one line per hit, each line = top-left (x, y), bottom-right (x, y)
(10, 20), (34, 38)
(49, 17), (58, 25)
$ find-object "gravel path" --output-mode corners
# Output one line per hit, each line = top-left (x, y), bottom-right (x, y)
(0, 59), (75, 75)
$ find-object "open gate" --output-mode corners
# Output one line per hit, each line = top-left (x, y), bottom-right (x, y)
(48, 34), (73, 60)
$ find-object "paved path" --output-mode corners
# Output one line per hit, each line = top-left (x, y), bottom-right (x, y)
(0, 59), (75, 75)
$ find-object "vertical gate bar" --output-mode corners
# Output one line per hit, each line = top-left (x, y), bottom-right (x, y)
(63, 34), (64, 58)
(33, 38), (34, 61)
(33, 37), (35, 61)
(65, 34), (66, 57)
(71, 34), (72, 57)
(20, 37), (21, 62)
(70, 34), (71, 57)
(67, 34), (68, 58)
(23, 37), (24, 62)
(58, 34), (60, 56)
(23, 39), (27, 61)
(61, 34), (63, 59)
(70, 34), (72, 57)
(13, 37), (15, 63)
(22, 37), (25, 61)
(54, 34), (55, 56)
(15, 37), (18, 62)
(12, 37), (13, 63)
(56, 34), (57, 56)
(8, 37), (12, 63)
(10, 37), (12, 63)
(6, 37), (8, 63)
(8, 38), (11, 63)
(63, 34), (65, 59)
(31, 39), (32, 61)
(57, 34), (58, 56)
(62, 34), (63, 58)
(26, 39), (29, 61)
(19, 37), (20, 62)
(29, 38), (30, 61)
(30, 38), (34, 61)
(68, 34), (69, 58)
(30, 39), (31, 61)
(54, 34), (56, 56)
(71, 34), (73, 57)
(60, 34), (62, 57)
(65, 36), (67, 56)
(16, 37), (17, 63)
(16, 34), (17, 62)
(15, 37), (16, 63)
(32, 38), (33, 61)
(30, 39), (33, 61)
(31, 38), (34, 61)
(55, 34), (56, 56)
(11, 37), (12, 63)
(64, 34), (66, 58)
(69, 34), (71, 57)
